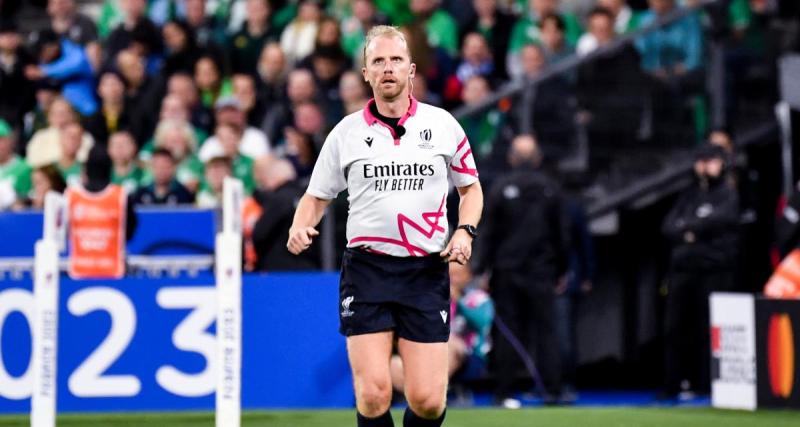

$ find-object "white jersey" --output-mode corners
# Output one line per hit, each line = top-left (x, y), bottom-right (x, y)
(307, 97), (479, 257)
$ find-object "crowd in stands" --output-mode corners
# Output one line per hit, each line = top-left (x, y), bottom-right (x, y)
(0, 0), (795, 264)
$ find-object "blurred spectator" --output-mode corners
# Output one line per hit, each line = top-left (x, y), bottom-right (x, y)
(508, 0), (583, 75)
(104, 0), (163, 68)
(194, 54), (231, 108)
(540, 14), (574, 63)
(57, 121), (86, 187)
(83, 70), (131, 145)
(576, 8), (646, 148)
(184, 0), (228, 50)
(312, 15), (345, 53)
(39, 0), (98, 47)
(279, 0), (322, 66)
(577, 0), (641, 55)
(260, 67), (315, 144)
(391, 262), (494, 392)
(161, 20), (202, 79)
(25, 29), (97, 117)
(149, 118), (203, 192)
(400, 22), (453, 96)
(478, 134), (569, 407)
(212, 122), (255, 193)
(446, 32), (495, 104)
(635, 0), (703, 80)
(554, 198), (594, 401)
(196, 155), (231, 208)
(292, 101), (326, 147)
(252, 157), (319, 270)
(228, 0), (280, 74)
(341, 0), (387, 63)
(116, 49), (160, 142)
(133, 147), (195, 205)
(410, 0), (459, 57)
(199, 96), (270, 162)
(0, 119), (31, 209)
(411, 74), (441, 106)
(307, 46), (346, 125)
(462, 0), (515, 79)
(458, 76), (504, 167)
(108, 130), (143, 194)
(26, 97), (94, 168)
(15, 164), (66, 210)
(0, 21), (35, 135)
(167, 72), (214, 134)
(22, 83), (59, 145)
(339, 70), (370, 115)
(282, 125), (317, 179)
(139, 94), (207, 158)
(232, 73), (265, 127)
(509, 43), (575, 149)
(661, 144), (739, 398)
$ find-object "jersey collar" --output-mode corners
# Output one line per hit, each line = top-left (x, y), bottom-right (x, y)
(362, 95), (419, 138)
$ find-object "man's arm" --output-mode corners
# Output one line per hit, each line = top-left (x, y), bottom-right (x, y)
(286, 193), (332, 255)
(440, 181), (483, 264)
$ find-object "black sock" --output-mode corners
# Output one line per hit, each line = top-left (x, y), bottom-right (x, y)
(403, 407), (446, 427)
(357, 409), (394, 427)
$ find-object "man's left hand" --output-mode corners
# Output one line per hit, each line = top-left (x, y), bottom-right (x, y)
(440, 229), (472, 265)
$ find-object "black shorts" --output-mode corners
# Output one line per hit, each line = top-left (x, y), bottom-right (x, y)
(338, 247), (450, 343)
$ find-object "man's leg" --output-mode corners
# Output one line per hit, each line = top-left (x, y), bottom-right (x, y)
(348, 331), (395, 427)
(397, 338), (448, 426)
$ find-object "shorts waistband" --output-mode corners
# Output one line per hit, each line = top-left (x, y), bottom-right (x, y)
(345, 247), (445, 267)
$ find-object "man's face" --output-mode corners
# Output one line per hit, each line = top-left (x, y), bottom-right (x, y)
(48, 100), (74, 129)
(0, 136), (13, 161)
(352, 0), (375, 22)
(108, 133), (137, 164)
(216, 125), (240, 156)
(232, 75), (256, 112)
(48, 0), (73, 17)
(168, 75), (198, 107)
(649, 0), (674, 15)
(161, 128), (191, 159)
(462, 77), (489, 106)
(0, 32), (20, 51)
(294, 104), (323, 135)
(598, 0), (623, 14)
(98, 73), (125, 103)
(259, 44), (285, 81)
(287, 70), (315, 103)
(410, 0), (436, 14)
(206, 162), (230, 192)
(60, 124), (83, 159)
(540, 20), (564, 50)
(473, 0), (497, 17)
(160, 95), (188, 121)
(123, 0), (147, 20)
(521, 45), (545, 77)
(362, 35), (415, 103)
(462, 33), (489, 64)
(589, 14), (614, 44)
(246, 0), (270, 25)
(117, 50), (145, 84)
(152, 155), (176, 185)
(215, 107), (245, 127)
(185, 0), (206, 24)
(530, 0), (557, 16)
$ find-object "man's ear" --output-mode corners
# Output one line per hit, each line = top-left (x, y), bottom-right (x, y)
(409, 63), (416, 79)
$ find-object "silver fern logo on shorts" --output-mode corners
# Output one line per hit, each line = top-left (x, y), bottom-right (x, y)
(341, 296), (355, 317)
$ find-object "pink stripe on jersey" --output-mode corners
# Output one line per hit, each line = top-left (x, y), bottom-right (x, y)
(451, 136), (479, 177)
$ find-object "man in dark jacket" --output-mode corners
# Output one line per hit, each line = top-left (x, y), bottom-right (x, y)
(133, 148), (195, 206)
(252, 157), (319, 271)
(661, 144), (739, 399)
(478, 134), (570, 407)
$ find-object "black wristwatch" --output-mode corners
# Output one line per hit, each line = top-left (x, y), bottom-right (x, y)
(456, 224), (478, 239)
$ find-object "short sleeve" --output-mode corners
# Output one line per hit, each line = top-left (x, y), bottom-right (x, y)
(307, 129), (347, 199)
(447, 115), (479, 188)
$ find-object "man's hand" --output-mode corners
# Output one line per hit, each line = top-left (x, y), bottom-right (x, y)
(440, 229), (472, 265)
(24, 65), (44, 80)
(287, 226), (319, 255)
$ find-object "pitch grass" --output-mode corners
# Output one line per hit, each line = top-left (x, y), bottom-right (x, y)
(0, 408), (798, 427)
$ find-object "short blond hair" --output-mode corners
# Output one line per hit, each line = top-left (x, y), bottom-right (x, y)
(363, 25), (410, 65)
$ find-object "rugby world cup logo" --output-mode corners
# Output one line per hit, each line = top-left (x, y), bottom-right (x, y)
(418, 129), (434, 149)
(767, 313), (795, 398)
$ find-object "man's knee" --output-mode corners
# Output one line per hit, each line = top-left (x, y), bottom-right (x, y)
(405, 387), (446, 418)
(356, 379), (393, 416)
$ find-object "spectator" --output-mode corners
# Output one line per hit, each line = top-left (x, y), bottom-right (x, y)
(167, 72), (214, 134)
(227, 0), (280, 75)
(339, 70), (370, 115)
(391, 261), (494, 392)
(311, 15), (345, 53)
(341, 0), (387, 63)
(462, 0), (515, 79)
(252, 157), (319, 271)
(150, 119), (204, 192)
(255, 42), (287, 118)
(576, 8), (646, 148)
(508, 0), (583, 75)
(160, 19), (201, 79)
(22, 82), (59, 145)
(458, 76), (504, 171)
(0, 119), (31, 209)
(577, 0), (641, 55)
(410, 0), (460, 58)
(308, 46), (346, 126)
(196, 155), (231, 208)
(133, 147), (195, 205)
(108, 130), (143, 194)
(661, 144), (739, 399)
(15, 164), (66, 210)
(411, 74), (441, 106)
(279, 0), (321, 66)
(194, 54), (231, 108)
(57, 121), (86, 187)
(40, 0), (98, 47)
(282, 126), (317, 179)
(478, 134), (569, 407)
(292, 101), (326, 147)
(26, 97), (94, 168)
(212, 122), (256, 193)
(25, 29), (97, 117)
(116, 49), (160, 142)
(0, 20), (35, 133)
(184, 0), (227, 50)
(232, 73), (265, 128)
(199, 96), (270, 162)
(540, 14), (574, 63)
(83, 70), (131, 145)
(453, 32), (496, 88)
(635, 0), (703, 80)
(104, 0), (163, 68)
(139, 94), (208, 161)
(260, 68), (315, 144)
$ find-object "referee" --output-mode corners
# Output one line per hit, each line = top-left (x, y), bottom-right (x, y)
(288, 26), (483, 427)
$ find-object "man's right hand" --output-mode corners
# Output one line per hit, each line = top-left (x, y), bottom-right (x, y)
(287, 226), (319, 255)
